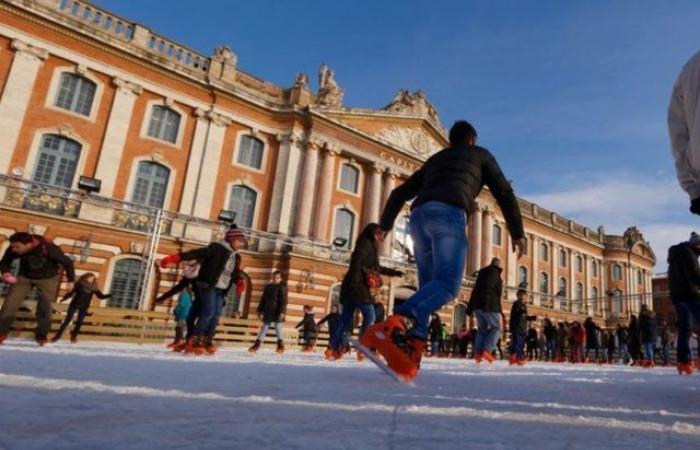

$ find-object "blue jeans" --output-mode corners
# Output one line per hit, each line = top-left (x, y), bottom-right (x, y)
(257, 322), (284, 340)
(675, 302), (700, 364)
(545, 340), (555, 361)
(511, 333), (525, 359)
(194, 286), (225, 337)
(661, 343), (670, 364)
(474, 310), (501, 354)
(330, 302), (375, 350)
(643, 342), (655, 361)
(394, 202), (468, 340)
(431, 341), (439, 355)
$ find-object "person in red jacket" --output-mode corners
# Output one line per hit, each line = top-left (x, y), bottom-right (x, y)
(569, 322), (586, 363)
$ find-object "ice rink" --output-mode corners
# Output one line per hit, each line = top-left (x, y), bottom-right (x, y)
(1, 340), (699, 450)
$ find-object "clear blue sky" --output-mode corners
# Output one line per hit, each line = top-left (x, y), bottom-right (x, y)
(96, 0), (700, 267)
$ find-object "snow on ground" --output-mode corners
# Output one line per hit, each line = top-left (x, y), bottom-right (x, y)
(1, 341), (699, 450)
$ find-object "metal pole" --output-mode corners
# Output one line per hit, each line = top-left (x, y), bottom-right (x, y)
(138, 208), (163, 311)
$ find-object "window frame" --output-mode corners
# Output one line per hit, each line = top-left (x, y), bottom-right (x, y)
(44, 66), (103, 122)
(559, 249), (567, 268)
(227, 183), (259, 229)
(140, 100), (186, 148)
(332, 206), (357, 251)
(576, 255), (583, 273)
(338, 162), (362, 195)
(492, 223), (502, 246)
(232, 131), (269, 174)
(539, 242), (549, 262)
(612, 264), (623, 281)
(31, 133), (83, 189)
(518, 266), (528, 287)
(235, 134), (266, 171)
(107, 257), (144, 309)
(539, 272), (549, 294)
(130, 161), (171, 209)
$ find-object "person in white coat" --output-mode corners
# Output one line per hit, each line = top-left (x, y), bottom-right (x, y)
(668, 50), (700, 214)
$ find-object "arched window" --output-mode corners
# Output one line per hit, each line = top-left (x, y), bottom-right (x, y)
(32, 134), (82, 188)
(612, 264), (622, 281)
(147, 105), (181, 144)
(453, 303), (468, 333)
(492, 224), (502, 246)
(333, 208), (355, 250)
(131, 161), (170, 208)
(518, 266), (528, 286)
(591, 286), (599, 311)
(55, 73), (96, 116)
(591, 260), (598, 277)
(559, 249), (567, 267)
(228, 185), (257, 228)
(394, 214), (414, 260)
(108, 258), (143, 309)
(539, 272), (549, 294)
(539, 242), (548, 262)
(558, 277), (567, 297)
(237, 135), (264, 170)
(576, 256), (583, 273)
(339, 163), (360, 193)
(612, 289), (623, 315)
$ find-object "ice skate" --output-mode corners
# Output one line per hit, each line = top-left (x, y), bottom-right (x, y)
(481, 351), (495, 364)
(677, 362), (694, 375)
(359, 315), (421, 381)
(249, 339), (261, 353)
(276, 340), (284, 355)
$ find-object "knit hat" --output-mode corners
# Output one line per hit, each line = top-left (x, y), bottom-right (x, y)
(689, 232), (700, 247)
(225, 226), (247, 242)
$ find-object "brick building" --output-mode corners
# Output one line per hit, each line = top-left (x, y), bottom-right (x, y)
(0, 0), (656, 330)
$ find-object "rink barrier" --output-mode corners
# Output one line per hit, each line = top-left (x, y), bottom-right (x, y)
(4, 302), (332, 350)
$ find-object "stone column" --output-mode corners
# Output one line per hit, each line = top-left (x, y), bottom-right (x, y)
(481, 209), (494, 267)
(569, 250), (575, 312)
(365, 162), (384, 225)
(189, 110), (230, 219)
(0, 40), (48, 175)
(530, 234), (538, 303)
(312, 146), (337, 242)
(94, 77), (142, 196)
(266, 132), (303, 235)
(470, 204), (483, 272)
(380, 170), (397, 256)
(294, 139), (321, 238)
(584, 254), (592, 313)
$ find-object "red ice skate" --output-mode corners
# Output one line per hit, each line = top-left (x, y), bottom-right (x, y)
(359, 315), (421, 381)
(481, 351), (495, 364)
(677, 362), (694, 375)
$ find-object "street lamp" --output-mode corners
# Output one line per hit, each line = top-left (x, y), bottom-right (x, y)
(78, 176), (102, 194)
(218, 209), (236, 224)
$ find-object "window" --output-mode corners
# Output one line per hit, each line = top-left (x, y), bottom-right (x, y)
(131, 162), (170, 208)
(558, 277), (567, 297)
(559, 249), (567, 267)
(576, 256), (583, 273)
(612, 264), (622, 281)
(591, 260), (598, 277)
(237, 135), (264, 170)
(539, 242), (548, 262)
(492, 224), (502, 246)
(539, 272), (549, 294)
(394, 214), (414, 260)
(591, 287), (599, 311)
(453, 304), (468, 333)
(637, 270), (643, 285)
(518, 266), (528, 287)
(576, 283), (583, 300)
(147, 105), (181, 144)
(333, 208), (355, 250)
(55, 73), (96, 116)
(339, 163), (360, 193)
(108, 258), (143, 309)
(612, 289), (623, 315)
(228, 185), (257, 228)
(32, 134), (82, 188)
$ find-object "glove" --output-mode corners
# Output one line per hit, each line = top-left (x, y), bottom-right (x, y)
(160, 254), (182, 268)
(235, 277), (246, 295)
(1, 273), (17, 284)
(691, 197), (700, 215)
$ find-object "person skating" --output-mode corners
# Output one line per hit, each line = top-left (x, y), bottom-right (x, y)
(606, 329), (616, 364)
(639, 304), (657, 368)
(326, 223), (403, 361)
(615, 324), (630, 364)
(583, 317), (601, 363)
(428, 314), (442, 356)
(317, 304), (340, 357)
(628, 315), (642, 366)
(249, 270), (288, 354)
(543, 318), (557, 361)
(467, 258), (504, 364)
(556, 322), (569, 362)
(363, 120), (525, 380)
(0, 232), (75, 346)
(51, 272), (110, 343)
(160, 226), (247, 355)
(659, 320), (672, 366)
(667, 233), (700, 374)
(569, 322), (586, 363)
(509, 288), (534, 365)
(155, 262), (198, 349)
(296, 305), (317, 352)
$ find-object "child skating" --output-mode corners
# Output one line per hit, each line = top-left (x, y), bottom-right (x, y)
(52, 272), (110, 343)
(249, 270), (287, 354)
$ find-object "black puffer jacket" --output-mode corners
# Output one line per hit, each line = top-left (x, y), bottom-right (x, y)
(62, 283), (110, 309)
(0, 236), (75, 281)
(667, 242), (700, 304)
(510, 300), (535, 336)
(467, 264), (503, 314)
(257, 283), (288, 323)
(380, 145), (524, 241)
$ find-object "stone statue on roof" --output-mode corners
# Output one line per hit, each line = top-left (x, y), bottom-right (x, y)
(383, 89), (440, 122)
(316, 63), (344, 108)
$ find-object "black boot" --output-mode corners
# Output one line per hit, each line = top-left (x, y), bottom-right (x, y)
(249, 339), (261, 353)
(276, 339), (284, 354)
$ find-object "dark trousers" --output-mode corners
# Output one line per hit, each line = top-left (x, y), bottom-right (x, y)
(676, 302), (700, 364)
(0, 275), (58, 338)
(193, 286), (224, 338)
(55, 304), (88, 338)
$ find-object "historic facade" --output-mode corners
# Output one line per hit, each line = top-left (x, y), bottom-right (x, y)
(0, 0), (656, 331)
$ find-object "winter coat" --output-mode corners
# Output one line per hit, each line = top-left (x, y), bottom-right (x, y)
(340, 234), (401, 306)
(317, 312), (340, 335)
(380, 145), (524, 241)
(173, 291), (192, 321)
(257, 283), (288, 323)
(668, 50), (700, 200)
(62, 283), (109, 309)
(570, 325), (586, 345)
(544, 320), (557, 342)
(296, 313), (316, 339)
(583, 319), (600, 347)
(0, 235), (75, 281)
(179, 242), (239, 292)
(639, 310), (658, 344)
(429, 317), (443, 343)
(509, 300), (534, 336)
(628, 319), (641, 346)
(667, 243), (700, 304)
(467, 264), (503, 314)
(557, 326), (569, 349)
(616, 327), (628, 346)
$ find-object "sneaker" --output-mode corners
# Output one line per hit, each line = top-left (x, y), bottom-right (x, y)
(248, 339), (261, 353)
(677, 362), (694, 375)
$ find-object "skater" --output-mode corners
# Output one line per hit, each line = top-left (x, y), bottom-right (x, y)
(326, 223), (403, 360)
(526, 327), (539, 361)
(155, 262), (198, 349)
(616, 324), (631, 364)
(628, 315), (642, 366)
(569, 322), (586, 363)
(52, 272), (110, 343)
(467, 258), (504, 364)
(583, 317), (601, 362)
(428, 314), (442, 356)
(509, 288), (534, 365)
(668, 50), (700, 215)
(639, 304), (657, 368)
(367, 120), (525, 380)
(249, 270), (288, 354)
(160, 226), (247, 355)
(0, 232), (75, 345)
(317, 304), (340, 354)
(667, 233), (700, 374)
(543, 318), (557, 361)
(296, 305), (317, 352)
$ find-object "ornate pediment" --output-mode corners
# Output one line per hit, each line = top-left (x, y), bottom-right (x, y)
(373, 125), (442, 157)
(382, 89), (440, 123)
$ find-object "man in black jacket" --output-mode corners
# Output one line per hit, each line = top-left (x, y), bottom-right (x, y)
(378, 121), (525, 372)
(249, 270), (287, 354)
(667, 232), (700, 374)
(509, 288), (535, 365)
(0, 232), (75, 345)
(468, 258), (504, 363)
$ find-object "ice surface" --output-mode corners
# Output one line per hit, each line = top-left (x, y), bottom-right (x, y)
(1, 340), (699, 450)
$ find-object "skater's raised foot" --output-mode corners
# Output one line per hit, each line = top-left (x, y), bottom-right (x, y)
(677, 362), (694, 375)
